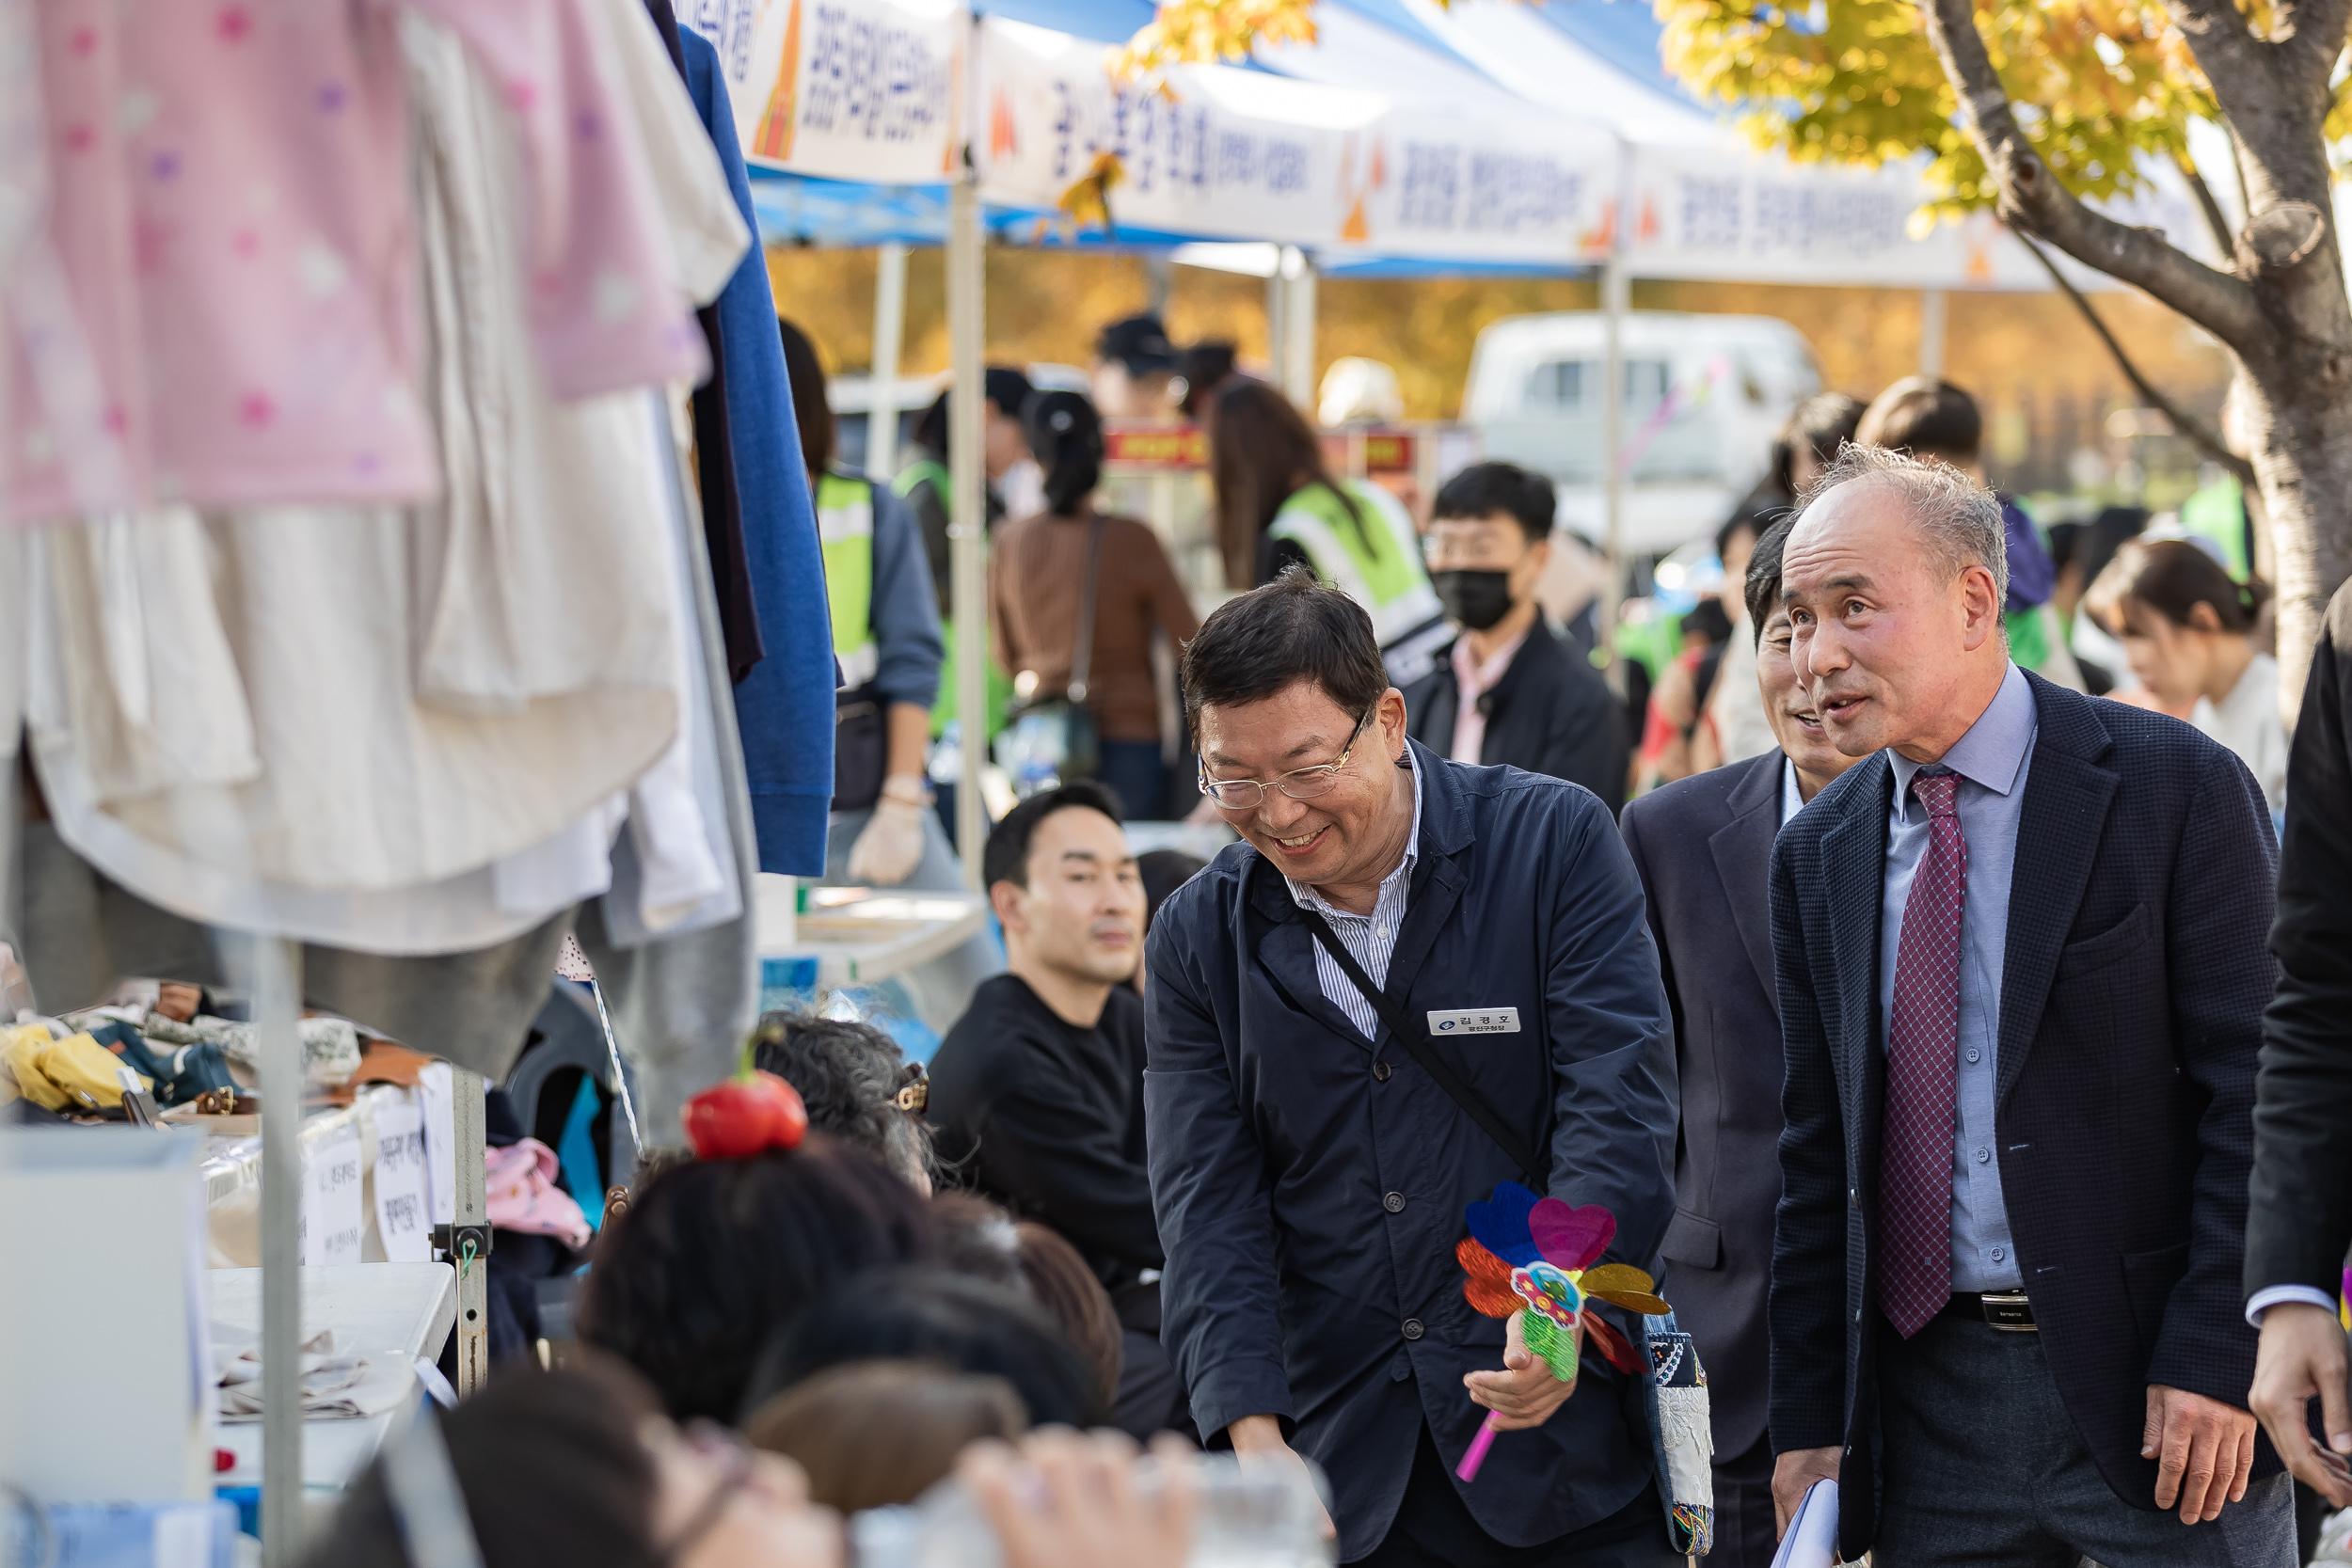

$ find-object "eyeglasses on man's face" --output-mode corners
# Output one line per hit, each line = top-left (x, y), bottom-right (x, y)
(1198, 706), (1375, 811)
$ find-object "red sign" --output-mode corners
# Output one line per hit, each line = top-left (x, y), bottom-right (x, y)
(1104, 422), (1208, 470)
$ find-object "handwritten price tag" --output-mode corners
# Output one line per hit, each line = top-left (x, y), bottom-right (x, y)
(373, 1096), (432, 1264)
(302, 1123), (365, 1267)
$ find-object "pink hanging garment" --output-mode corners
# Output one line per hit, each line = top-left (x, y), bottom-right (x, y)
(483, 1136), (596, 1251)
(5, 0), (707, 527)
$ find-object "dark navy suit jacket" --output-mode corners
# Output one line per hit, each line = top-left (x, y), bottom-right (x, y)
(1769, 673), (2279, 1558)
(1619, 748), (1787, 1462)
(1144, 741), (1677, 1559)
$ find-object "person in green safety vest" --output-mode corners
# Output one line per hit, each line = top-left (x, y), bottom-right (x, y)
(780, 321), (1006, 1023)
(899, 370), (1034, 750)
(1205, 377), (1453, 688)
(2180, 472), (2258, 584)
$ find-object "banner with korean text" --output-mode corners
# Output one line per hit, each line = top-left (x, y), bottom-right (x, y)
(682, 0), (964, 183)
(974, 17), (1615, 264)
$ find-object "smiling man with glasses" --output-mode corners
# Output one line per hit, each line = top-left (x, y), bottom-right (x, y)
(1145, 567), (1681, 1567)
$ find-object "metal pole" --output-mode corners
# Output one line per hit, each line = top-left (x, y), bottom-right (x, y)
(869, 243), (908, 482)
(1264, 260), (1287, 396)
(1918, 288), (1947, 381)
(253, 936), (303, 1567)
(1600, 255), (1629, 634)
(451, 1069), (489, 1396)
(947, 176), (988, 881)
(1284, 253), (1318, 413)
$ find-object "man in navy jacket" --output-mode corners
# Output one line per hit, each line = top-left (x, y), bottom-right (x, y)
(1145, 570), (1680, 1566)
(1769, 444), (2285, 1564)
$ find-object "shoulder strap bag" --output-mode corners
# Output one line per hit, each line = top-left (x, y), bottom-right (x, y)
(1002, 515), (1104, 785)
(1288, 902), (1546, 1189)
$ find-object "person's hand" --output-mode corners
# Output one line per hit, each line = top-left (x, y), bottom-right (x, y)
(1771, 1446), (1839, 1541)
(847, 777), (931, 885)
(958, 1430), (1197, 1568)
(2250, 1302), (2352, 1507)
(1463, 1310), (1581, 1432)
(2144, 1384), (2257, 1523)
(1226, 1415), (1334, 1541)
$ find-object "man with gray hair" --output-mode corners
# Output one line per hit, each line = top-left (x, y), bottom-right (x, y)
(1766, 445), (2287, 1563)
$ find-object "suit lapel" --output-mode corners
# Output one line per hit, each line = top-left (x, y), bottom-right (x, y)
(1708, 752), (1785, 1003)
(1995, 681), (2120, 1108)
(1245, 857), (1375, 1052)
(1383, 742), (1472, 1008)
(1820, 754), (1893, 1101)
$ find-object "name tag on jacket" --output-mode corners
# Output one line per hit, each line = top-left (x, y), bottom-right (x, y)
(1427, 1007), (1521, 1036)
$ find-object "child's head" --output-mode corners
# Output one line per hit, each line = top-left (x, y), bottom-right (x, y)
(2084, 538), (2269, 705)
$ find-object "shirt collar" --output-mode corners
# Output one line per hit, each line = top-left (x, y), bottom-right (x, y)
(1888, 662), (2036, 816)
(1452, 629), (1528, 697)
(1284, 742), (1422, 918)
(1781, 752), (1804, 827)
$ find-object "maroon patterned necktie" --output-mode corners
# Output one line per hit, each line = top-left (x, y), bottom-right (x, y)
(1877, 768), (1967, 1338)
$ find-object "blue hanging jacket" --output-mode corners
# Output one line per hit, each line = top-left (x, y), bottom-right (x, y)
(679, 29), (836, 875)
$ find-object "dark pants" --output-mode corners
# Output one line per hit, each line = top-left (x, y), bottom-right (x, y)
(1875, 1309), (2296, 1567)
(1710, 1432), (1776, 1568)
(1353, 1426), (1682, 1568)
(1093, 741), (1168, 823)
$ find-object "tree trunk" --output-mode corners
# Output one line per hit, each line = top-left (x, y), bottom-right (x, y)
(1919, 0), (2352, 723)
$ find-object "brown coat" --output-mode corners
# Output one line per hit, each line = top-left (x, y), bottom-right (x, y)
(988, 505), (1201, 742)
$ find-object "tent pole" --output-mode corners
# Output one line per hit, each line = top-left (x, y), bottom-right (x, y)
(253, 935), (303, 1566)
(869, 243), (908, 481)
(1285, 252), (1318, 413)
(1918, 288), (1947, 380)
(1600, 255), (1629, 633)
(1264, 255), (1288, 397)
(948, 177), (987, 882)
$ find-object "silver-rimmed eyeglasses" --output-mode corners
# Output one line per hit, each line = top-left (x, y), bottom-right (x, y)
(1198, 706), (1375, 810)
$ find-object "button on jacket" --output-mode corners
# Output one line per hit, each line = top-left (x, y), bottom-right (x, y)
(1145, 743), (1677, 1559)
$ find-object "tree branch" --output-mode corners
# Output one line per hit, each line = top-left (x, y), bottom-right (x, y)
(2017, 234), (2256, 484)
(1918, 0), (2266, 350)
(2172, 150), (2238, 264)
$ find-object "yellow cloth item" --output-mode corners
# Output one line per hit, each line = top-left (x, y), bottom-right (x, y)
(0, 1026), (148, 1112)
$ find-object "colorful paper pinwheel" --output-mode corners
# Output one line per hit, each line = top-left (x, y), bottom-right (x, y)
(1453, 1181), (1675, 1481)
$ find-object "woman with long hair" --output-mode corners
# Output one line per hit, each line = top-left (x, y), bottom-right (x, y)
(2085, 537), (2284, 812)
(988, 389), (1199, 818)
(1206, 378), (1447, 685)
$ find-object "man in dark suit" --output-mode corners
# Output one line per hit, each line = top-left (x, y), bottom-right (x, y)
(1403, 463), (1628, 811)
(1148, 569), (1679, 1565)
(1769, 444), (2288, 1563)
(2248, 578), (2352, 1507)
(1617, 515), (1858, 1566)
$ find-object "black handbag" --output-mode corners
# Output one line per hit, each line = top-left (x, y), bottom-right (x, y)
(832, 680), (888, 813)
(1002, 515), (1104, 786)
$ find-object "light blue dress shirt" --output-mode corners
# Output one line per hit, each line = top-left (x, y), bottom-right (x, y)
(1285, 747), (1423, 1039)
(1878, 663), (2038, 1292)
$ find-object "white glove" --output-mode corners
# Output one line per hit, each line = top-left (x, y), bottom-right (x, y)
(848, 776), (933, 886)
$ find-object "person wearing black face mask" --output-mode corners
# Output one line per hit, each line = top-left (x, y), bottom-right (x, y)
(1401, 463), (1628, 812)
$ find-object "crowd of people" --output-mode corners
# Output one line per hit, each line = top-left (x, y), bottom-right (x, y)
(292, 309), (2352, 1568)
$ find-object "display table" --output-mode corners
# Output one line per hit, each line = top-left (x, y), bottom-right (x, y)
(211, 1263), (456, 1493)
(755, 874), (990, 989)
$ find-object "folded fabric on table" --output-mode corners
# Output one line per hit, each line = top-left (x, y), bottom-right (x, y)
(213, 1328), (415, 1422)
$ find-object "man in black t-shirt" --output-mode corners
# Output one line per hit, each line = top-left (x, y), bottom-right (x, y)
(928, 781), (1188, 1437)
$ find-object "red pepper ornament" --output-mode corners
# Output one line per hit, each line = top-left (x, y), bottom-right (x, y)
(682, 1069), (809, 1159)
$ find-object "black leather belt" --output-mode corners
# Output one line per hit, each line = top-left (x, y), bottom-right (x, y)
(1946, 1291), (2037, 1331)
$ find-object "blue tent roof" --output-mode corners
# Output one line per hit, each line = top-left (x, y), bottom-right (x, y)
(1531, 0), (1703, 111)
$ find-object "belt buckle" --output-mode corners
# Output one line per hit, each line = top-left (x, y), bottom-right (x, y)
(1979, 1291), (2037, 1332)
